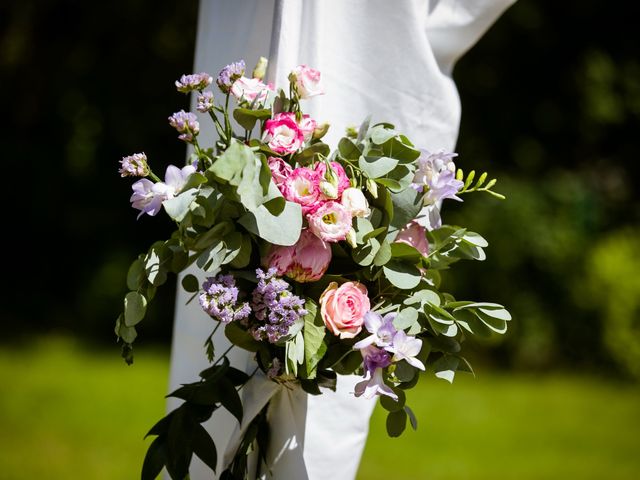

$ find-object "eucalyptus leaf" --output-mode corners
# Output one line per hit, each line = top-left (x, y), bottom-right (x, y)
(225, 322), (261, 352)
(163, 188), (198, 222)
(393, 307), (419, 330)
(359, 155), (399, 178)
(302, 299), (327, 379)
(433, 355), (460, 383)
(386, 409), (408, 437)
(238, 201), (302, 246)
(181, 274), (199, 293)
(124, 291), (147, 327)
(383, 260), (421, 289)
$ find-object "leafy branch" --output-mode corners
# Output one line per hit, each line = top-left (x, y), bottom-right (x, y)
(456, 169), (505, 199)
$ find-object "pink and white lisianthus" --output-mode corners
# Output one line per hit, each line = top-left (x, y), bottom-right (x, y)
(230, 76), (273, 104)
(263, 229), (332, 283)
(290, 65), (324, 99)
(262, 113), (305, 154)
(267, 156), (293, 192)
(315, 161), (351, 200)
(341, 187), (371, 218)
(283, 167), (322, 214)
(307, 201), (352, 242)
(297, 115), (317, 141)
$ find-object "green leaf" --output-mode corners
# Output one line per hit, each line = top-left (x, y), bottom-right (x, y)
(389, 188), (423, 232)
(394, 360), (417, 382)
(218, 377), (243, 424)
(404, 405), (418, 430)
(115, 314), (138, 343)
(196, 239), (226, 272)
(181, 274), (199, 293)
(163, 188), (198, 222)
(225, 322), (261, 352)
(192, 424), (217, 474)
(383, 260), (421, 289)
(144, 245), (168, 287)
(193, 222), (233, 251)
(403, 289), (441, 307)
(380, 388), (406, 412)
(393, 307), (419, 330)
(353, 237), (381, 266)
(358, 156), (399, 178)
(232, 107), (271, 131)
(238, 201), (302, 246)
(141, 436), (166, 480)
(338, 137), (361, 160)
(126, 257), (145, 291)
(302, 299), (327, 379)
(124, 291), (147, 327)
(463, 232), (489, 247)
(166, 407), (194, 479)
(370, 125), (398, 145)
(390, 242), (422, 261)
(433, 355), (460, 383)
(386, 409), (408, 437)
(373, 239), (392, 266)
(293, 142), (331, 166)
(228, 234), (253, 269)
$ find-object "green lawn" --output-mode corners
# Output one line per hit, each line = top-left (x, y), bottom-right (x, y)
(0, 336), (638, 479)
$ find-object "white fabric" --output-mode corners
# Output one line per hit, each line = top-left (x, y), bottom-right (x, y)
(166, 1), (515, 478)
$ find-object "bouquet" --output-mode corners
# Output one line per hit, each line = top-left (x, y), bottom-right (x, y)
(115, 58), (511, 479)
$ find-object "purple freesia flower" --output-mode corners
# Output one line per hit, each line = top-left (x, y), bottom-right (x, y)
(385, 330), (426, 371)
(199, 274), (251, 323)
(175, 72), (213, 93)
(412, 149), (463, 205)
(216, 60), (246, 93)
(353, 311), (397, 349)
(130, 179), (166, 219)
(129, 164), (196, 218)
(354, 345), (397, 400)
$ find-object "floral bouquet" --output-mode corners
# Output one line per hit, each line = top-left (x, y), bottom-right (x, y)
(116, 58), (511, 479)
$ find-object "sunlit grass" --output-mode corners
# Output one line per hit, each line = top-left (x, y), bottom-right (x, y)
(0, 337), (638, 479)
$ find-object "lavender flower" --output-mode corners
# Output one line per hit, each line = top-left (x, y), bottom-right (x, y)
(216, 60), (246, 93)
(168, 110), (200, 143)
(248, 268), (307, 343)
(353, 311), (397, 349)
(175, 72), (213, 93)
(354, 345), (397, 400)
(196, 91), (214, 113)
(199, 274), (251, 323)
(119, 152), (149, 177)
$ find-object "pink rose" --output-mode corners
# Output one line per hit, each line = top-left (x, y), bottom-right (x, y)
(264, 229), (332, 283)
(262, 113), (304, 154)
(307, 201), (352, 242)
(319, 281), (370, 338)
(267, 157), (292, 192)
(283, 167), (322, 214)
(291, 65), (324, 99)
(315, 161), (351, 200)
(230, 76), (273, 104)
(394, 220), (429, 257)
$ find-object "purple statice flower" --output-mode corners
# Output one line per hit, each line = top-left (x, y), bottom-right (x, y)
(216, 60), (246, 93)
(196, 91), (214, 113)
(248, 268), (307, 343)
(412, 149), (464, 205)
(199, 274), (251, 323)
(175, 72), (213, 93)
(119, 152), (149, 177)
(354, 345), (397, 400)
(385, 330), (426, 370)
(353, 311), (397, 350)
(129, 163), (196, 219)
(168, 110), (200, 143)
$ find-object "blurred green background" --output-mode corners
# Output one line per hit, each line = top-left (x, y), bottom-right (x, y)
(2, 1), (639, 479)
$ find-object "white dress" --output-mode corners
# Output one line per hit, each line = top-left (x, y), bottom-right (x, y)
(166, 1), (516, 478)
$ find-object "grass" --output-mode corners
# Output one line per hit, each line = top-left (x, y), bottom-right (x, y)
(0, 336), (638, 479)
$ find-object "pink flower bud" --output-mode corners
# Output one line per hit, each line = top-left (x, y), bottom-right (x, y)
(394, 220), (429, 257)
